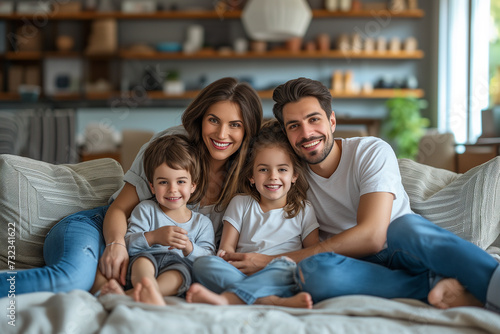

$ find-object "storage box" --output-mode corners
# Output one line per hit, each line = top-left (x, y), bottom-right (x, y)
(8, 66), (23, 93)
(53, 2), (82, 13)
(121, 1), (156, 13)
(17, 1), (50, 14)
(0, 1), (14, 14)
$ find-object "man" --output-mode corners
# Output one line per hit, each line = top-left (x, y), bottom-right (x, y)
(222, 78), (499, 310)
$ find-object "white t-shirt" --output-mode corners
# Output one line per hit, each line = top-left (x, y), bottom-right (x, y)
(223, 195), (319, 256)
(305, 136), (413, 240)
(109, 125), (225, 241)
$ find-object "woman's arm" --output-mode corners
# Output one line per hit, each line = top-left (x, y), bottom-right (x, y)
(217, 221), (240, 257)
(99, 182), (140, 285)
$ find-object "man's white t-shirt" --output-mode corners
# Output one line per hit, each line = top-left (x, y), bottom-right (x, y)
(305, 136), (413, 240)
(223, 195), (319, 256)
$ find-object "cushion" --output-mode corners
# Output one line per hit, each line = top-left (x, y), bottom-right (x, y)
(0, 155), (124, 269)
(399, 157), (500, 249)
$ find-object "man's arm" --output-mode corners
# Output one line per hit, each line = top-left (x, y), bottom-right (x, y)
(224, 192), (394, 274)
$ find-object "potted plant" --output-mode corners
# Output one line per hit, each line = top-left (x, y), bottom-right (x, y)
(383, 96), (429, 159)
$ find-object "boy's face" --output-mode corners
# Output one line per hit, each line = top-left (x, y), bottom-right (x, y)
(281, 96), (336, 165)
(149, 163), (196, 213)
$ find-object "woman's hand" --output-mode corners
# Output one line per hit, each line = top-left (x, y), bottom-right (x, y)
(222, 252), (273, 275)
(99, 242), (129, 286)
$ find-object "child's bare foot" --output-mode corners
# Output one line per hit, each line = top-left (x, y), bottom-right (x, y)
(256, 292), (313, 309)
(100, 279), (125, 296)
(186, 283), (231, 305)
(133, 277), (166, 306)
(428, 278), (483, 309)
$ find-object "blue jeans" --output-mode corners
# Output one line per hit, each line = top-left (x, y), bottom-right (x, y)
(193, 256), (299, 305)
(297, 214), (500, 308)
(0, 206), (108, 297)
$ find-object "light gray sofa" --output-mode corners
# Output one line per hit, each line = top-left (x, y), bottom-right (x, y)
(1, 154), (500, 334)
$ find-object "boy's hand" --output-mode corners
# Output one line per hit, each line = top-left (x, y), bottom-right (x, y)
(154, 226), (189, 249)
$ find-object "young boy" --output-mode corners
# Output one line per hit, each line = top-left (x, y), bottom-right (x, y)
(100, 135), (215, 304)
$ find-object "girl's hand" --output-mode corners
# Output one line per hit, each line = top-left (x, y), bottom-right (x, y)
(99, 242), (129, 286)
(217, 249), (227, 258)
(155, 226), (189, 250)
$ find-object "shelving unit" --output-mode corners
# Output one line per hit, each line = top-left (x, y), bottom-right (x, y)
(0, 8), (426, 103)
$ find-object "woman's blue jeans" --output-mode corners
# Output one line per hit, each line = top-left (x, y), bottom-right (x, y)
(0, 206), (108, 297)
(193, 256), (298, 305)
(297, 214), (500, 307)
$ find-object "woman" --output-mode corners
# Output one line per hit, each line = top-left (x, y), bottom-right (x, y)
(1, 77), (263, 296)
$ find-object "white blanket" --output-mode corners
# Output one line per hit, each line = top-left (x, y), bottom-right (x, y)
(1, 290), (499, 334)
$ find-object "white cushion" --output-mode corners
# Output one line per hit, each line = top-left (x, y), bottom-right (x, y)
(0, 155), (124, 269)
(399, 157), (500, 249)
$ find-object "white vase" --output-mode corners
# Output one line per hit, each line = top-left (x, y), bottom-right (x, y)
(339, 0), (352, 11)
(325, 0), (338, 11)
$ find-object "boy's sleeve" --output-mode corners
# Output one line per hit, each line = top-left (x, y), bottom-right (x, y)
(125, 203), (154, 256)
(185, 216), (216, 261)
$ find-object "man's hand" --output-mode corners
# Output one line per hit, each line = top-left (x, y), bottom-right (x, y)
(99, 243), (129, 286)
(222, 252), (273, 275)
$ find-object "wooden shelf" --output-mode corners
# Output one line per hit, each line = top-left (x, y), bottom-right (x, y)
(82, 89), (423, 101)
(5, 51), (43, 60)
(119, 49), (424, 60)
(0, 9), (423, 20)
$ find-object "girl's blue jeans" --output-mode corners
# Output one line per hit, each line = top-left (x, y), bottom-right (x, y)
(193, 256), (298, 305)
(0, 206), (108, 297)
(194, 214), (500, 310)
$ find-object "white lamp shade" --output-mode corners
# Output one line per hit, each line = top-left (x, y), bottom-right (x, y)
(242, 0), (312, 42)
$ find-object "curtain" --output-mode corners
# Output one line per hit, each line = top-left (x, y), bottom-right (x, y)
(0, 109), (77, 164)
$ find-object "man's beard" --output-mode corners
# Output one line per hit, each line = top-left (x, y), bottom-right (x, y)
(296, 134), (334, 165)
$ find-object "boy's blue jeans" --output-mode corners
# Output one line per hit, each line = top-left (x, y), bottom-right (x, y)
(0, 206), (108, 297)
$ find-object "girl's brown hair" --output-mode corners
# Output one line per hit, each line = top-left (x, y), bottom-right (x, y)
(181, 77), (263, 211)
(143, 134), (203, 205)
(240, 119), (309, 218)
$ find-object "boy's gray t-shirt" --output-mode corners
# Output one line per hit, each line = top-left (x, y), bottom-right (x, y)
(125, 199), (216, 262)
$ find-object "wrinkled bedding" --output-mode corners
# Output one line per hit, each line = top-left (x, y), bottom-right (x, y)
(1, 290), (499, 334)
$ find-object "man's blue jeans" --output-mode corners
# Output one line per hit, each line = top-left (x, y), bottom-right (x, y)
(297, 214), (500, 308)
(0, 206), (108, 297)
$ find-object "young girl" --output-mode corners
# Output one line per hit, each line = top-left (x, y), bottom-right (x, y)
(186, 119), (320, 308)
(100, 135), (215, 304)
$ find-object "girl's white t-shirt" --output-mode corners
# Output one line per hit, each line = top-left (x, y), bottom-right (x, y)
(223, 195), (319, 256)
(305, 136), (413, 240)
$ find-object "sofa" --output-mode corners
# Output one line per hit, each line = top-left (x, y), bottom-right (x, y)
(1, 153), (500, 334)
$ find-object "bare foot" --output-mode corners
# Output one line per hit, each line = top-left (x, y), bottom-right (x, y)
(256, 292), (313, 309)
(133, 277), (166, 306)
(428, 278), (483, 309)
(100, 279), (125, 296)
(186, 283), (231, 305)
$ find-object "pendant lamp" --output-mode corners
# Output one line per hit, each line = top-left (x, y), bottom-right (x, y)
(241, 0), (312, 42)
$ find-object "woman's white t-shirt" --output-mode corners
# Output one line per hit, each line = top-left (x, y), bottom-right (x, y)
(223, 195), (320, 256)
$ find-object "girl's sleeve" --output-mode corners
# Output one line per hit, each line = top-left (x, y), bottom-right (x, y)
(186, 216), (216, 261)
(301, 202), (320, 241)
(124, 202), (154, 256)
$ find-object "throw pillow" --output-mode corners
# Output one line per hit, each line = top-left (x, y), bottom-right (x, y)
(399, 157), (500, 250)
(0, 155), (124, 269)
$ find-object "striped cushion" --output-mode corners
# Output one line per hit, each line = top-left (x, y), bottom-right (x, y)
(0, 155), (124, 269)
(399, 157), (500, 249)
